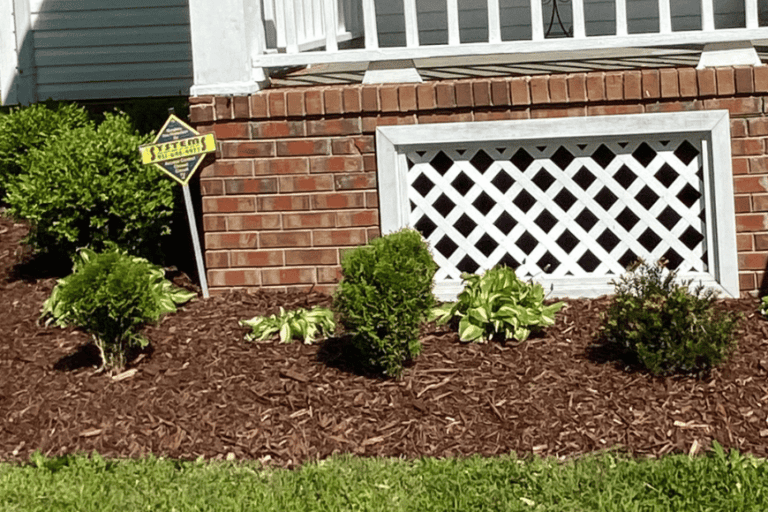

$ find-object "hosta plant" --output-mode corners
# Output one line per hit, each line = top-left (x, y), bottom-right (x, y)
(601, 259), (740, 376)
(431, 266), (564, 343)
(240, 306), (335, 344)
(41, 247), (196, 371)
(760, 296), (768, 317)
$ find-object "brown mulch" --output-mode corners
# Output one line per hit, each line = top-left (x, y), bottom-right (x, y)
(2, 215), (768, 468)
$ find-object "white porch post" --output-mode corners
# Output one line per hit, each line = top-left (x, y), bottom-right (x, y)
(8, 0), (36, 105)
(188, 0), (269, 97)
(0, 0), (17, 105)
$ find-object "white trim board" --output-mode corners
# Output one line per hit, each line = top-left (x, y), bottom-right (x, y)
(376, 111), (738, 300)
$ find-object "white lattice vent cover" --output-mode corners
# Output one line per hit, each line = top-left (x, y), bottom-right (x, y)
(377, 112), (738, 300)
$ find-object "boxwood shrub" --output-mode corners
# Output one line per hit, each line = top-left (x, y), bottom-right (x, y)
(5, 111), (175, 263)
(601, 259), (740, 376)
(333, 228), (437, 378)
(0, 101), (91, 196)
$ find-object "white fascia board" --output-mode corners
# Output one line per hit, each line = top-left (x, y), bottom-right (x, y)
(190, 80), (267, 97)
(377, 111), (730, 149)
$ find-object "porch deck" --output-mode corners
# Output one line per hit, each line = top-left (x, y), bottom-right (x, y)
(268, 45), (768, 88)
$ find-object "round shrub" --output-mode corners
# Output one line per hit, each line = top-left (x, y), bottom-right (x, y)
(0, 101), (91, 195)
(333, 228), (437, 378)
(42, 247), (196, 370)
(5, 111), (175, 263)
(601, 259), (740, 376)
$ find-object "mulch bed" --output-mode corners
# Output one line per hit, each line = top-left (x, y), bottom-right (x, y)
(2, 214), (768, 468)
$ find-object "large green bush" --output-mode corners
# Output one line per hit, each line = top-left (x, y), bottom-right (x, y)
(0, 101), (91, 195)
(42, 247), (195, 371)
(5, 111), (175, 262)
(333, 228), (437, 378)
(601, 259), (740, 376)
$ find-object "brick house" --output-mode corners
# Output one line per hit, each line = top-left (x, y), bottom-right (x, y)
(186, 0), (768, 299)
(5, 0), (768, 298)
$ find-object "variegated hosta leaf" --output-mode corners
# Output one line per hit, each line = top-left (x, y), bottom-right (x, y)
(241, 306), (336, 344)
(458, 317), (485, 342)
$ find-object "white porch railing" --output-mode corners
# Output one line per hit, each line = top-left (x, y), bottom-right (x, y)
(261, 0), (362, 54)
(253, 0), (768, 68)
(188, 0), (768, 95)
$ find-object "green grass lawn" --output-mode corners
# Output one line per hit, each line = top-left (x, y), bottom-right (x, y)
(1, 442), (766, 511)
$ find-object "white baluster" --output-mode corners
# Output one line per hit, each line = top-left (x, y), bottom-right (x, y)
(658, 0), (671, 33)
(324, 0), (338, 52)
(488, 0), (501, 43)
(530, 0), (544, 40)
(294, 0), (307, 46)
(700, 0), (714, 31)
(404, 0), (419, 47)
(283, 0), (299, 53)
(746, 0), (758, 29)
(362, 0), (378, 48)
(447, 0), (460, 46)
(315, 0), (324, 39)
(571, 0), (585, 38)
(274, 0), (286, 49)
(615, 0), (627, 35)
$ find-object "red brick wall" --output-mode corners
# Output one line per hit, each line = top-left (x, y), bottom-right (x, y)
(189, 65), (768, 297)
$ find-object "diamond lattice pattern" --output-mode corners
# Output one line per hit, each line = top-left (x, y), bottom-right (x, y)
(407, 139), (708, 282)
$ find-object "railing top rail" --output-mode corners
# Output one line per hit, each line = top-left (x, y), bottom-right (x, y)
(254, 27), (768, 68)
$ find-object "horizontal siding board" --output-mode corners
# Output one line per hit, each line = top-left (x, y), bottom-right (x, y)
(33, 25), (191, 47)
(25, 2), (191, 102)
(31, 0), (186, 11)
(36, 61), (192, 84)
(35, 43), (191, 66)
(31, 8), (189, 30)
(37, 79), (191, 100)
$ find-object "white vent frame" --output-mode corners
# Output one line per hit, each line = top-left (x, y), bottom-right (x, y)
(376, 111), (738, 300)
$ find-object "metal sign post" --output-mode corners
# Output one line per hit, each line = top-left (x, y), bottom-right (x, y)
(139, 113), (215, 298)
(181, 182), (209, 298)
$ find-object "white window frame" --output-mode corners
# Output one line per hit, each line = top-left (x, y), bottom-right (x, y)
(376, 110), (739, 300)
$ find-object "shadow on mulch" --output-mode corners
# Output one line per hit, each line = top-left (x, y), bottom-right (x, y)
(583, 338), (650, 375)
(52, 341), (155, 372)
(52, 343), (102, 372)
(316, 335), (401, 379)
(7, 251), (71, 283)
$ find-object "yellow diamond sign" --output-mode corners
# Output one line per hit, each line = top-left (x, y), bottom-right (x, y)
(139, 114), (216, 185)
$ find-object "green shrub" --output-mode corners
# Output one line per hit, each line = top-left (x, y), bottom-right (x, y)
(6, 111), (175, 262)
(601, 259), (740, 376)
(240, 306), (336, 344)
(42, 247), (196, 371)
(0, 101), (91, 195)
(431, 266), (564, 343)
(333, 228), (437, 378)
